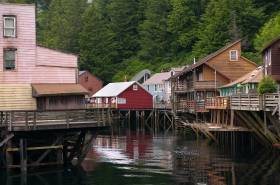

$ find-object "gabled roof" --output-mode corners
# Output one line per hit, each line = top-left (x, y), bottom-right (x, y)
(79, 71), (86, 75)
(221, 66), (263, 88)
(92, 81), (151, 97)
(173, 40), (242, 78)
(261, 36), (280, 53)
(130, 69), (151, 82)
(143, 72), (171, 85)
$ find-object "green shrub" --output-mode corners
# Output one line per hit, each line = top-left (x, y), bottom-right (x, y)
(257, 76), (278, 94)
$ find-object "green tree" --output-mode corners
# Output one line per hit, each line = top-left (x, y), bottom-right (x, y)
(107, 0), (142, 62)
(39, 0), (87, 54)
(79, 0), (116, 83)
(168, 0), (207, 53)
(258, 76), (277, 94)
(138, 0), (171, 61)
(254, 12), (280, 51)
(193, 0), (264, 58)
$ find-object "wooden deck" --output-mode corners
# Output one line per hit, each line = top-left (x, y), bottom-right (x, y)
(0, 109), (114, 131)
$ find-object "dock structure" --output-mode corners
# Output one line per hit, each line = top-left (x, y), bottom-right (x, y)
(170, 39), (280, 147)
(0, 2), (118, 174)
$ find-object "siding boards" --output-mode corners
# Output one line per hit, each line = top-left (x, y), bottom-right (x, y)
(0, 84), (36, 111)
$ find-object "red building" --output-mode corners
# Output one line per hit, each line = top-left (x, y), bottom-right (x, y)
(79, 71), (103, 96)
(92, 81), (153, 109)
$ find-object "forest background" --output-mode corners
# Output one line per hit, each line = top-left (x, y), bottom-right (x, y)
(2, 0), (280, 83)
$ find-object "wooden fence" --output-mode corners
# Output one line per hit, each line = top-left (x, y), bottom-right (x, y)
(206, 97), (229, 110)
(0, 109), (114, 131)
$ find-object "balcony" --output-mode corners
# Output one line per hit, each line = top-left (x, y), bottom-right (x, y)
(175, 81), (221, 92)
(194, 81), (221, 90)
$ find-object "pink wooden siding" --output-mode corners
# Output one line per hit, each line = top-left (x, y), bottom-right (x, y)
(36, 46), (77, 68)
(0, 4), (77, 84)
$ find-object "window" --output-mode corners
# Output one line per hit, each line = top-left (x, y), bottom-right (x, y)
(230, 50), (238, 61)
(3, 48), (16, 70)
(265, 49), (272, 66)
(85, 76), (89, 82)
(133, 84), (138, 91)
(3, 16), (16, 38)
(117, 98), (126, 104)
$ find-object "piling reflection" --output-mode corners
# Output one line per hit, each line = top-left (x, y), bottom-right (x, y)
(1, 131), (280, 185)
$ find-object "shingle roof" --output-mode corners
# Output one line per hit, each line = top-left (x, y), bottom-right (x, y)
(221, 66), (263, 88)
(92, 81), (151, 97)
(143, 72), (171, 85)
(261, 36), (280, 53)
(32, 84), (89, 97)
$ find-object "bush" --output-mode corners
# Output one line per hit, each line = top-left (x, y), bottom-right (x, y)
(257, 76), (278, 94)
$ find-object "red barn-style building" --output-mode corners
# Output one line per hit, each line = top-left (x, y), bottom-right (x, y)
(79, 71), (103, 96)
(92, 81), (153, 109)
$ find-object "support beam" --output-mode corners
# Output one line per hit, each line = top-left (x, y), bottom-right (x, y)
(20, 138), (27, 174)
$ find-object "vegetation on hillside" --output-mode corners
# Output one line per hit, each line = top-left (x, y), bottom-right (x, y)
(3, 0), (280, 83)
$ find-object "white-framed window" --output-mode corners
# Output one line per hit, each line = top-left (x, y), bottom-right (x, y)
(229, 50), (238, 61)
(117, 98), (126, 104)
(3, 16), (16, 38)
(133, 84), (138, 91)
(3, 48), (16, 70)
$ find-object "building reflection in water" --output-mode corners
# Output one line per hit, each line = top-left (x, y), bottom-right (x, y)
(1, 132), (280, 185)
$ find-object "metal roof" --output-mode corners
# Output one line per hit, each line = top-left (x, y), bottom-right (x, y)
(93, 81), (150, 97)
(143, 72), (171, 85)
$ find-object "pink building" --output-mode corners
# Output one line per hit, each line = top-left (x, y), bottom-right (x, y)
(0, 3), (88, 111)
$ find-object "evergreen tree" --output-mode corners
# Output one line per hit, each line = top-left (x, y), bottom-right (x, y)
(39, 0), (87, 54)
(254, 12), (280, 51)
(107, 0), (142, 62)
(79, 0), (115, 83)
(138, 0), (171, 61)
(193, 0), (264, 58)
(168, 0), (207, 54)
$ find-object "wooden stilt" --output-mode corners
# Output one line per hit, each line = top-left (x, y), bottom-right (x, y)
(20, 138), (27, 173)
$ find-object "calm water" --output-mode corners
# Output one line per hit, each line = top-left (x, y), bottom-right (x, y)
(1, 131), (280, 185)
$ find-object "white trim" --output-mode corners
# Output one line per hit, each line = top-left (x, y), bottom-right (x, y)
(3, 16), (16, 38)
(229, 50), (238, 61)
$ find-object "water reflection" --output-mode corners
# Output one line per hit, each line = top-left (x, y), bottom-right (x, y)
(1, 131), (280, 185)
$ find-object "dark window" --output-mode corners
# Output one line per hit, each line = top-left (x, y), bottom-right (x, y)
(85, 76), (89, 82)
(49, 97), (57, 106)
(4, 48), (16, 70)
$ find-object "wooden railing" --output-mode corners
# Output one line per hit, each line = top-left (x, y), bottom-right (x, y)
(87, 103), (117, 109)
(154, 103), (172, 109)
(175, 80), (221, 92)
(0, 109), (114, 131)
(230, 93), (279, 111)
(176, 100), (208, 112)
(175, 82), (194, 92)
(194, 81), (221, 90)
(206, 97), (229, 109)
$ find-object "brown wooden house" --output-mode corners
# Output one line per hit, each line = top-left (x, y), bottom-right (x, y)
(262, 36), (280, 82)
(32, 84), (89, 111)
(79, 71), (103, 97)
(172, 40), (257, 113)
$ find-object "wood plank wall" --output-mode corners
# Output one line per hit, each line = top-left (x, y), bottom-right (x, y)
(0, 84), (36, 111)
